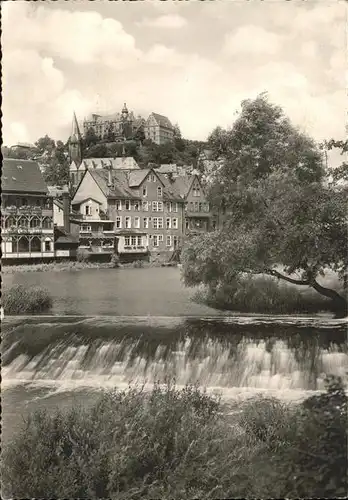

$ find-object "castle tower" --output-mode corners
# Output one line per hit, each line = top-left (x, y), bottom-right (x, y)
(68, 112), (82, 166)
(121, 102), (129, 120)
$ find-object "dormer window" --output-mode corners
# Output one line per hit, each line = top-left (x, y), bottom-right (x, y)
(157, 186), (163, 197)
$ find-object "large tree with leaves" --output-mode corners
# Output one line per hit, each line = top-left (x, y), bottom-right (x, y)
(181, 95), (347, 315)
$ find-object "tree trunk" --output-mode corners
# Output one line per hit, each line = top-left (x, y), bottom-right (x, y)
(310, 279), (347, 318)
(266, 269), (347, 317)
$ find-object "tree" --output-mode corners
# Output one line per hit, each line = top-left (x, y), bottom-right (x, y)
(42, 140), (69, 186)
(84, 143), (108, 158)
(35, 135), (56, 155)
(84, 127), (98, 148)
(181, 95), (347, 315)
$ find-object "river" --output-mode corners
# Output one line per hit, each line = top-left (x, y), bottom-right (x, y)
(2, 268), (348, 447)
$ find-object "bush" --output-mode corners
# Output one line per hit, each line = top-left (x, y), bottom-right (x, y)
(2, 284), (52, 314)
(193, 275), (333, 314)
(76, 249), (91, 263)
(2, 380), (346, 499)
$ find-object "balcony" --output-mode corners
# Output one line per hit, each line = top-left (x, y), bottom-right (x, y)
(2, 226), (53, 235)
(2, 206), (53, 216)
(122, 245), (148, 253)
(79, 230), (116, 238)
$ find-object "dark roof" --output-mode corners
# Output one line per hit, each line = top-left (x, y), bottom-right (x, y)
(2, 159), (49, 194)
(55, 236), (79, 245)
(150, 113), (173, 130)
(172, 175), (195, 198)
(89, 169), (140, 199)
(157, 173), (185, 202)
(128, 169), (150, 187)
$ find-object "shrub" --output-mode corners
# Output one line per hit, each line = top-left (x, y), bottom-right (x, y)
(193, 275), (333, 314)
(2, 380), (346, 499)
(76, 249), (91, 263)
(2, 284), (52, 314)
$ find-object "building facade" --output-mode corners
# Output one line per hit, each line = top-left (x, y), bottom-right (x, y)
(72, 167), (185, 258)
(144, 113), (174, 145)
(172, 174), (217, 234)
(1, 159), (55, 261)
(82, 103), (144, 142)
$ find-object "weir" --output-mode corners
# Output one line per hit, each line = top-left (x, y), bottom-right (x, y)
(2, 316), (347, 397)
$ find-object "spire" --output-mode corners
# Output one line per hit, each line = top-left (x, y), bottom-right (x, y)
(121, 102), (128, 119)
(71, 112), (82, 143)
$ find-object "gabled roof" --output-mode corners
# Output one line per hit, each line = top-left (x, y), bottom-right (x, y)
(89, 169), (141, 199)
(156, 173), (184, 201)
(128, 169), (151, 187)
(71, 197), (102, 205)
(172, 175), (195, 198)
(148, 113), (173, 130)
(2, 159), (49, 194)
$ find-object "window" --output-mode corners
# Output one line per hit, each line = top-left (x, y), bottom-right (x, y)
(158, 234), (163, 243)
(134, 201), (140, 211)
(185, 220), (189, 229)
(44, 241), (51, 252)
(158, 201), (163, 212)
(134, 216), (140, 228)
(116, 216), (122, 229)
(166, 217), (171, 229)
(150, 174), (156, 182)
(166, 202), (172, 212)
(152, 217), (163, 229)
(85, 205), (91, 216)
(143, 217), (149, 229)
(172, 218), (178, 229)
(157, 186), (163, 197)
(125, 216), (131, 229)
(116, 200), (122, 210)
(42, 217), (52, 229)
(194, 202), (199, 212)
(166, 235), (172, 247)
(81, 224), (91, 232)
(173, 235), (179, 248)
(172, 202), (178, 213)
(152, 201), (158, 212)
(131, 236), (137, 246)
(142, 201), (149, 211)
(153, 235), (159, 247)
(30, 217), (40, 228)
(125, 236), (131, 246)
(137, 236), (142, 246)
(142, 186), (147, 197)
(193, 188), (201, 197)
(125, 200), (131, 211)
(199, 202), (203, 212)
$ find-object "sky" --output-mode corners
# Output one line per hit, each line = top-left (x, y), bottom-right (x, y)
(2, 0), (347, 164)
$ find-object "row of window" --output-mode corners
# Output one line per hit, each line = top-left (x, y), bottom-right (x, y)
(112, 200), (178, 213)
(186, 201), (210, 213)
(4, 198), (52, 209)
(3, 217), (53, 229)
(4, 236), (52, 253)
(116, 216), (179, 230)
(149, 234), (179, 248)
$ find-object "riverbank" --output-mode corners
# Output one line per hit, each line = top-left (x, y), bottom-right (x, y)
(2, 259), (175, 275)
(192, 276), (345, 316)
(2, 380), (346, 499)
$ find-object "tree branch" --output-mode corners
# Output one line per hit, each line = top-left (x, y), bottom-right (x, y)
(265, 269), (310, 286)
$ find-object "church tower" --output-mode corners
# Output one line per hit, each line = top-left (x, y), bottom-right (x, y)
(68, 112), (82, 167)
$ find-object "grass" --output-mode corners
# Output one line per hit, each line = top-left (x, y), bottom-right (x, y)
(1, 377), (347, 499)
(2, 284), (52, 314)
(193, 275), (337, 314)
(2, 260), (112, 274)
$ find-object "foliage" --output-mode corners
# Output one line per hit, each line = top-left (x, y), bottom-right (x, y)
(84, 127), (98, 148)
(35, 135), (56, 155)
(1, 145), (37, 160)
(193, 275), (334, 314)
(2, 284), (52, 314)
(76, 248), (91, 263)
(182, 95), (347, 314)
(2, 379), (347, 499)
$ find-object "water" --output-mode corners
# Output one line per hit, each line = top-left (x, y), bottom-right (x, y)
(2, 314), (347, 446)
(2, 267), (225, 316)
(2, 268), (348, 446)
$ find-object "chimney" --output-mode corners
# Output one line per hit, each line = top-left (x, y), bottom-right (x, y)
(62, 191), (70, 234)
(107, 167), (113, 187)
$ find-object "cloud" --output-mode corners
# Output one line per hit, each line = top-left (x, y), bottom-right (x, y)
(224, 25), (283, 55)
(1, 0), (345, 157)
(137, 14), (187, 29)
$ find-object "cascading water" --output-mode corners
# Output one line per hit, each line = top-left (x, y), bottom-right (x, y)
(2, 316), (347, 398)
